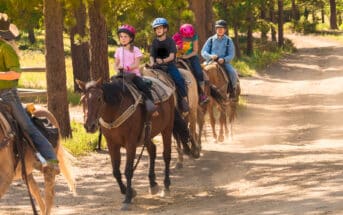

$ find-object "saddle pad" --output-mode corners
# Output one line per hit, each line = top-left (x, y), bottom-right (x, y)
(143, 76), (175, 103)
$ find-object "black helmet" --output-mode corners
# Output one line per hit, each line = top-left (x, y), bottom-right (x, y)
(215, 19), (227, 28)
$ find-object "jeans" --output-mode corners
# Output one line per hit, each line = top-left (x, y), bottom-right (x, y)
(223, 63), (238, 88)
(167, 63), (187, 97)
(188, 56), (204, 83)
(0, 89), (57, 160)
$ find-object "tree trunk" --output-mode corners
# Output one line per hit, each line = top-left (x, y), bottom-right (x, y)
(277, 0), (284, 47)
(188, 0), (213, 48)
(291, 0), (299, 21)
(321, 7), (325, 24)
(233, 24), (241, 59)
(28, 28), (36, 44)
(246, 8), (253, 56)
(269, 0), (277, 41)
(88, 0), (109, 81)
(260, 4), (268, 42)
(329, 0), (338, 29)
(70, 0), (90, 92)
(43, 0), (72, 137)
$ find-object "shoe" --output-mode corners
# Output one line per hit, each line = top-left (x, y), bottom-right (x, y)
(199, 94), (209, 105)
(43, 159), (60, 175)
(181, 98), (190, 113)
(145, 99), (159, 117)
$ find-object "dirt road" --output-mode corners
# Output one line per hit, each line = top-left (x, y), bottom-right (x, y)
(1, 34), (343, 215)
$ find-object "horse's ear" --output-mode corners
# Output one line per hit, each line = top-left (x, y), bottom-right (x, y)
(76, 79), (85, 92)
(95, 78), (103, 87)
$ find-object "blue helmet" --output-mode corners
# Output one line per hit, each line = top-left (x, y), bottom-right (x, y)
(152, 17), (168, 29)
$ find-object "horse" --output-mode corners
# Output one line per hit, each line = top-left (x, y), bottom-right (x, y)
(142, 65), (201, 169)
(0, 105), (76, 215)
(202, 62), (241, 142)
(77, 77), (179, 210)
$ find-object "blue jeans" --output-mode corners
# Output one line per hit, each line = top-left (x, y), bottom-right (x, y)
(188, 56), (204, 83)
(0, 89), (57, 161)
(223, 63), (238, 88)
(167, 63), (187, 97)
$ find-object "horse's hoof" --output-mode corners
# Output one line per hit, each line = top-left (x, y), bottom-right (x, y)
(160, 188), (170, 197)
(121, 203), (131, 211)
(218, 136), (224, 142)
(175, 162), (183, 169)
(192, 150), (200, 159)
(149, 184), (160, 195)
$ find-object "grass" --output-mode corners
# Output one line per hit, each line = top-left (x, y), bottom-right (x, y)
(61, 121), (103, 156)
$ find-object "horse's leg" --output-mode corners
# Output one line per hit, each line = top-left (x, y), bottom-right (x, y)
(43, 168), (56, 215)
(26, 174), (46, 214)
(146, 140), (159, 195)
(161, 129), (172, 197)
(122, 144), (136, 210)
(218, 111), (226, 142)
(175, 137), (184, 169)
(109, 144), (126, 195)
(208, 102), (217, 140)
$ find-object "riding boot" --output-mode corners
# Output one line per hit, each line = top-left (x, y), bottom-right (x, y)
(145, 99), (158, 116)
(199, 82), (209, 105)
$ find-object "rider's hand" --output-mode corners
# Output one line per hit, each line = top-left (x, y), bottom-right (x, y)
(156, 58), (164, 64)
(218, 58), (225, 64)
(211, 55), (218, 60)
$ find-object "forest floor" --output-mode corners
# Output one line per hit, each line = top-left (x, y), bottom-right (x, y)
(1, 33), (343, 215)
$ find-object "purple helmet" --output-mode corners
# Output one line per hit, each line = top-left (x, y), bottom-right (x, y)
(117, 24), (136, 41)
(179, 24), (195, 38)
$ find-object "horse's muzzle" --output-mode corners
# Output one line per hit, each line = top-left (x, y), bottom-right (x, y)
(84, 122), (98, 133)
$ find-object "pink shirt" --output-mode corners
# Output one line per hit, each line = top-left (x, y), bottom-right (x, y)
(114, 46), (143, 76)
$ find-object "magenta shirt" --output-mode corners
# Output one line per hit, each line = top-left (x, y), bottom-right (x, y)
(114, 46), (143, 76)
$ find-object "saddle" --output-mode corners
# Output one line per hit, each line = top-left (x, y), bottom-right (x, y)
(0, 102), (59, 151)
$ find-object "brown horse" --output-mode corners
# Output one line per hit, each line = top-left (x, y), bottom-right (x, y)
(203, 62), (241, 142)
(142, 66), (201, 168)
(0, 106), (76, 215)
(77, 78), (176, 210)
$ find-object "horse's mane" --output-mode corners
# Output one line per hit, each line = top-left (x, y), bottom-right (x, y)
(101, 78), (128, 106)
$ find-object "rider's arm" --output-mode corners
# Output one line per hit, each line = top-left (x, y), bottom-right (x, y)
(0, 71), (21, 80)
(0, 46), (21, 81)
(223, 37), (235, 63)
(200, 38), (213, 61)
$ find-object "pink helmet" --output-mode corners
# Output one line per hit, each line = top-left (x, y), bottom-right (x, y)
(179, 24), (195, 38)
(117, 24), (136, 41)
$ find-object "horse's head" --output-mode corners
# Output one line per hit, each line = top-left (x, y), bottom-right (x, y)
(76, 78), (104, 133)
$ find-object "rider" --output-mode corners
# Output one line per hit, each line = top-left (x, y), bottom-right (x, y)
(114, 24), (157, 116)
(172, 23), (209, 105)
(201, 19), (238, 102)
(0, 13), (59, 174)
(149, 17), (189, 113)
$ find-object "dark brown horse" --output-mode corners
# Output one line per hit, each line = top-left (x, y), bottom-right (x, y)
(203, 63), (241, 142)
(0, 106), (76, 215)
(77, 78), (176, 210)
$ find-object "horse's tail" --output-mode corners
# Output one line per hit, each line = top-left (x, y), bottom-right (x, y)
(172, 110), (191, 153)
(33, 107), (76, 195)
(209, 84), (225, 104)
(56, 144), (76, 195)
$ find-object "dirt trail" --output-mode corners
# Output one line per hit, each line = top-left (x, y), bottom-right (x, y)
(1, 34), (343, 215)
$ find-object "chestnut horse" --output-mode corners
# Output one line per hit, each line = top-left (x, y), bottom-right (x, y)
(0, 106), (76, 215)
(77, 78), (176, 210)
(142, 66), (201, 168)
(203, 63), (241, 142)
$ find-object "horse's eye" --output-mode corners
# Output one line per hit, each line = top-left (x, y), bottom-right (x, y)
(97, 97), (102, 102)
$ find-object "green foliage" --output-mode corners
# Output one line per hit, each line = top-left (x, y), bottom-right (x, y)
(292, 17), (317, 34)
(62, 121), (101, 156)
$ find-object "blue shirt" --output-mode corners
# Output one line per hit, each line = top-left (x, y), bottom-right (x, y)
(201, 34), (235, 63)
